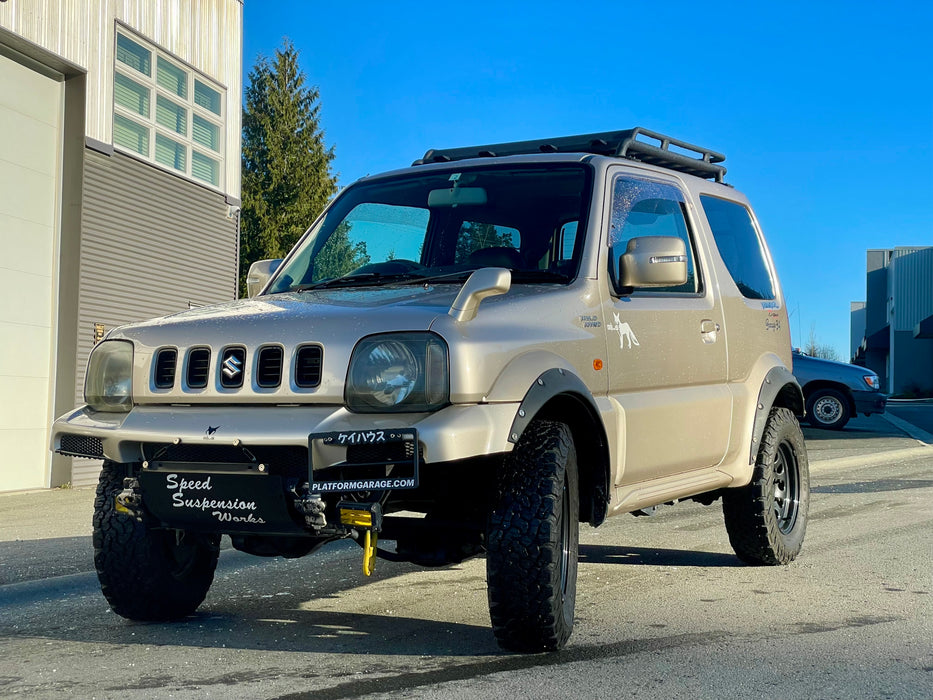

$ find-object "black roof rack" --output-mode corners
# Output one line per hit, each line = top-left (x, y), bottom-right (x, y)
(415, 127), (727, 182)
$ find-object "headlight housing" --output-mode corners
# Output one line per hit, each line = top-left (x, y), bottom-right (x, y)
(346, 332), (449, 413)
(84, 340), (134, 412)
(863, 374), (880, 390)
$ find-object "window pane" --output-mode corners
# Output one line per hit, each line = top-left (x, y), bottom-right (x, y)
(157, 57), (188, 98)
(114, 73), (149, 117)
(114, 114), (149, 156)
(116, 34), (151, 76)
(156, 95), (187, 136)
(700, 195), (775, 300)
(454, 222), (521, 265)
(191, 150), (219, 186)
(609, 176), (698, 294)
(194, 79), (222, 115)
(192, 114), (220, 152)
(155, 133), (187, 172)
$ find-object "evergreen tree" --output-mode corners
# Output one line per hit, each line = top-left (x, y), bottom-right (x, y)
(240, 40), (336, 295)
(312, 222), (369, 280)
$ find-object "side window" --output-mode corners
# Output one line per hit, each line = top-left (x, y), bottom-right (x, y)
(700, 196), (775, 300)
(609, 176), (699, 294)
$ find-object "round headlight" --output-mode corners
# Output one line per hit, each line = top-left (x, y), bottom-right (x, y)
(346, 333), (449, 413)
(85, 340), (134, 412)
(355, 340), (418, 407)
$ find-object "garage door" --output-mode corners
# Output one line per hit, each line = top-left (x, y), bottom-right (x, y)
(0, 53), (63, 491)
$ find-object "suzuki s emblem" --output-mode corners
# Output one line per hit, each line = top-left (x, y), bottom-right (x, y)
(206, 425), (220, 436)
(222, 352), (243, 380)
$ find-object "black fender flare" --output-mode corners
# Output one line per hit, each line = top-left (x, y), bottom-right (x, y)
(749, 366), (805, 463)
(508, 368), (610, 526)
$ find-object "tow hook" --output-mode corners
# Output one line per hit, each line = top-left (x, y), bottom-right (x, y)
(115, 477), (144, 520)
(292, 484), (327, 530)
(338, 502), (383, 576)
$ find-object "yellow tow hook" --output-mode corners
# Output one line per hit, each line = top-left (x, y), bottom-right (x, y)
(362, 530), (377, 576)
(338, 502), (383, 577)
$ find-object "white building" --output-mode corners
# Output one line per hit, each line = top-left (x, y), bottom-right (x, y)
(0, 1), (243, 491)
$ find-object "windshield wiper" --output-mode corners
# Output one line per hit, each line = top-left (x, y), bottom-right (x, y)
(294, 272), (425, 291)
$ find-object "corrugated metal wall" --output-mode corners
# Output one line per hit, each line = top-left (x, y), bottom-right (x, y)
(891, 247), (933, 332)
(71, 148), (237, 487)
(0, 0), (242, 197)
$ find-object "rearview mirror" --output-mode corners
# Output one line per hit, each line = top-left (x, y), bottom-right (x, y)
(246, 259), (283, 298)
(427, 187), (487, 208)
(618, 236), (687, 288)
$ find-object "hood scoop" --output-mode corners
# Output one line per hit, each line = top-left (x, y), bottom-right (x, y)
(448, 267), (511, 323)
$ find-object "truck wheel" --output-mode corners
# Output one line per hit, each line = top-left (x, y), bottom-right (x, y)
(486, 420), (579, 652)
(806, 388), (850, 430)
(93, 462), (220, 620)
(723, 408), (809, 565)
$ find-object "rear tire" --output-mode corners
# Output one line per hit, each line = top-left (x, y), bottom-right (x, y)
(723, 408), (809, 565)
(806, 388), (850, 430)
(486, 420), (579, 652)
(93, 462), (220, 620)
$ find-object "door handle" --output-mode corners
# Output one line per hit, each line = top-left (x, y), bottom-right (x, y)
(700, 319), (720, 343)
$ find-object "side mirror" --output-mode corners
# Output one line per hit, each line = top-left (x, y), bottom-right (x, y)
(618, 236), (687, 288)
(246, 259), (283, 298)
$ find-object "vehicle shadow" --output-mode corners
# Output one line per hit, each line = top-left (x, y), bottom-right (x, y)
(579, 544), (741, 568)
(801, 425), (904, 441)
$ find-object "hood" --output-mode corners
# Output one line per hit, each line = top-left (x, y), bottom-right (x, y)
(113, 286), (458, 349)
(108, 281), (585, 406)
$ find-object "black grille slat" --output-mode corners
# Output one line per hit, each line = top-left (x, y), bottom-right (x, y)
(295, 345), (323, 387)
(256, 346), (283, 388)
(142, 443), (308, 478)
(154, 348), (177, 389)
(59, 434), (104, 458)
(186, 348), (211, 388)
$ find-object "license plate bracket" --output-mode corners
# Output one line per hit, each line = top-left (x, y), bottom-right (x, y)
(307, 429), (420, 494)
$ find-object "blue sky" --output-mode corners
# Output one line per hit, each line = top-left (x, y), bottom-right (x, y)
(242, 0), (932, 359)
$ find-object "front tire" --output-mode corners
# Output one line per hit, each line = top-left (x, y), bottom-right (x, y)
(806, 388), (850, 430)
(93, 462), (220, 620)
(723, 408), (809, 565)
(486, 420), (579, 652)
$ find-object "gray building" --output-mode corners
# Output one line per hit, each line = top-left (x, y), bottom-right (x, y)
(852, 247), (933, 395)
(0, 1), (243, 491)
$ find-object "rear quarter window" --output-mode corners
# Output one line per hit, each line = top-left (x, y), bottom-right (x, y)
(700, 195), (775, 300)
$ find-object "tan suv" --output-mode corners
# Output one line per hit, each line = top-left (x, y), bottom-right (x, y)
(51, 128), (808, 652)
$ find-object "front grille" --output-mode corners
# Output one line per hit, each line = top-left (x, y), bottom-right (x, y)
(295, 345), (323, 387)
(347, 441), (419, 464)
(153, 348), (177, 389)
(256, 346), (283, 388)
(142, 443), (308, 478)
(59, 434), (104, 458)
(186, 348), (211, 388)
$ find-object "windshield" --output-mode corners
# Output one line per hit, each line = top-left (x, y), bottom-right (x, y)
(267, 164), (591, 293)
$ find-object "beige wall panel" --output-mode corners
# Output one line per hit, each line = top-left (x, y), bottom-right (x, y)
(0, 52), (61, 491)
(0, 214), (53, 268)
(0, 429), (48, 491)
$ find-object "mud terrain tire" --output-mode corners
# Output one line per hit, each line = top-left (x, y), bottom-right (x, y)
(723, 408), (809, 565)
(486, 420), (579, 652)
(93, 461), (220, 620)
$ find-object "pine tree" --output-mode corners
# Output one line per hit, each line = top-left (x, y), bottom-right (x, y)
(240, 40), (337, 295)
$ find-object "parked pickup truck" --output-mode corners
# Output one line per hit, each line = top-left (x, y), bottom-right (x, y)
(792, 350), (887, 430)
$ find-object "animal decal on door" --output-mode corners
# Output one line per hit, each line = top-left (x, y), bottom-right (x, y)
(608, 313), (639, 349)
